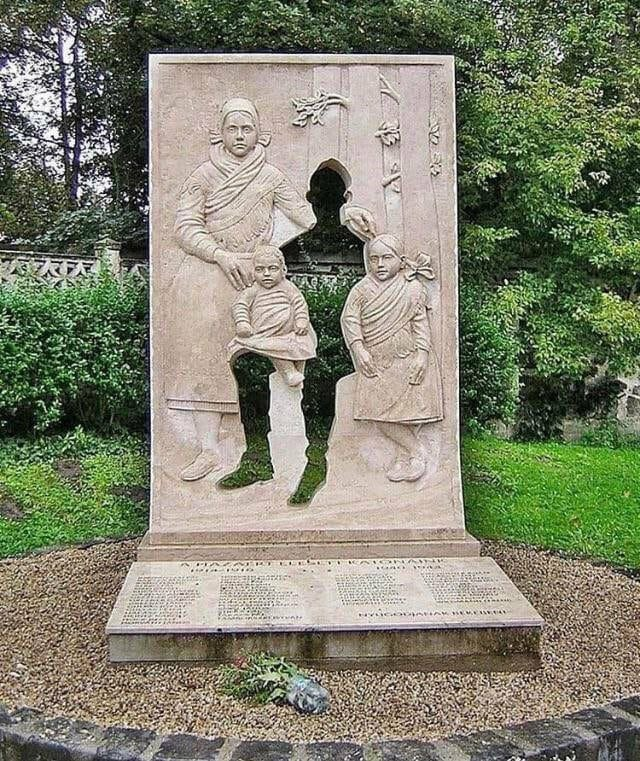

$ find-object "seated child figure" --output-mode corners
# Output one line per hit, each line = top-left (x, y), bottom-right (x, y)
(228, 245), (317, 387)
(341, 233), (444, 482)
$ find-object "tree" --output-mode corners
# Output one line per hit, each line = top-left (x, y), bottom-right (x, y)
(1, 0), (638, 432)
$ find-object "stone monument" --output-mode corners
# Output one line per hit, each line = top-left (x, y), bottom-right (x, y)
(107, 53), (543, 670)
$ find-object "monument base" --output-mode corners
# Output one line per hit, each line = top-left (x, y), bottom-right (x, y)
(109, 628), (540, 672)
(107, 556), (543, 671)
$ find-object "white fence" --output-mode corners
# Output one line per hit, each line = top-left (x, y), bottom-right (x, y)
(0, 241), (358, 289)
(0, 240), (148, 287)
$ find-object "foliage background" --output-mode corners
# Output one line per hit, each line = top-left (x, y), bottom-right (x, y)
(0, 273), (513, 434)
(1, 0), (639, 435)
(0, 273), (148, 434)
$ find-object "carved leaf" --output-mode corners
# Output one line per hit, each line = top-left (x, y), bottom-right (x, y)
(429, 120), (440, 145)
(291, 89), (349, 127)
(430, 151), (442, 176)
(375, 120), (401, 146)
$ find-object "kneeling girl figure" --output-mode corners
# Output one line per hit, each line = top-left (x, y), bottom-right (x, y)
(341, 233), (444, 482)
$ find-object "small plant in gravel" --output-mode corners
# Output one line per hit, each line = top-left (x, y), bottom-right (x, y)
(219, 653), (308, 705)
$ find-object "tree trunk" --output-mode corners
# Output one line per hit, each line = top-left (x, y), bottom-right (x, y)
(70, 24), (83, 208)
(56, 27), (72, 203)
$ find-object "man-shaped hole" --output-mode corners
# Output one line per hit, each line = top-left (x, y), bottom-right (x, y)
(220, 166), (361, 500)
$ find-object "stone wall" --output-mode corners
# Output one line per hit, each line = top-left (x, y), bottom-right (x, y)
(2, 697), (640, 760)
(0, 242), (356, 290)
(617, 375), (640, 435)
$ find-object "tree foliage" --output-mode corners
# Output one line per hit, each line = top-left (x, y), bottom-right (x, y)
(1, 0), (639, 432)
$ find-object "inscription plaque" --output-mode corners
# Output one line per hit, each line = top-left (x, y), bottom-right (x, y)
(120, 576), (201, 626)
(218, 574), (302, 623)
(335, 573), (407, 607)
(108, 557), (543, 635)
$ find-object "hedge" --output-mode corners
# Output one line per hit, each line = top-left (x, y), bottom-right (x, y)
(0, 273), (518, 435)
(0, 273), (148, 434)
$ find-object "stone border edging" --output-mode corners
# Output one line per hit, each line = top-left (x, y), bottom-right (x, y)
(2, 696), (640, 761)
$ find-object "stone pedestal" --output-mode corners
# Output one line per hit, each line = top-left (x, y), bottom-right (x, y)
(107, 557), (542, 671)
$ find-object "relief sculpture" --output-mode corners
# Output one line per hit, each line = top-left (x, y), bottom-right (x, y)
(341, 234), (444, 482)
(147, 55), (472, 558)
(227, 245), (317, 388)
(111, 56), (542, 670)
(170, 97), (316, 481)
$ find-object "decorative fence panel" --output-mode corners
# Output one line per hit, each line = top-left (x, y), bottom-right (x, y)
(0, 241), (148, 287)
(0, 245), (355, 289)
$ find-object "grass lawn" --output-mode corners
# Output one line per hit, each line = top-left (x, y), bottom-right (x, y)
(0, 428), (638, 568)
(0, 429), (148, 558)
(463, 436), (640, 569)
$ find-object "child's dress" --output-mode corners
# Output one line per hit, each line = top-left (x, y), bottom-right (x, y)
(341, 273), (443, 423)
(227, 279), (317, 362)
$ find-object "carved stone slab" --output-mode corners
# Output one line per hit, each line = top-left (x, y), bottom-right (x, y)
(107, 557), (543, 670)
(147, 53), (467, 556)
(107, 53), (543, 668)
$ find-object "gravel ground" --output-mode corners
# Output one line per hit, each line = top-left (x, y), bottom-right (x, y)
(1, 539), (640, 743)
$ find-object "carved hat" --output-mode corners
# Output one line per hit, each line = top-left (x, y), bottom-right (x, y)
(220, 97), (260, 131)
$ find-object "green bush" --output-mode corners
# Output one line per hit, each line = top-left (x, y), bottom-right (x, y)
(301, 279), (356, 423)
(459, 283), (520, 429)
(231, 278), (354, 430)
(0, 273), (148, 434)
(0, 273), (523, 435)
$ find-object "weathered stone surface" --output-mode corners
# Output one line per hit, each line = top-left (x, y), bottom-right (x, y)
(567, 707), (635, 735)
(231, 740), (292, 761)
(2, 716), (102, 761)
(614, 696), (640, 720)
(152, 733), (224, 761)
(305, 741), (364, 761)
(367, 740), (443, 760)
(3, 699), (640, 761)
(10, 707), (44, 724)
(443, 730), (527, 760)
(96, 727), (156, 761)
(565, 708), (640, 761)
(505, 718), (584, 758)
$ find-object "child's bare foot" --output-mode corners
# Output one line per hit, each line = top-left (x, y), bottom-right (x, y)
(284, 370), (305, 387)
